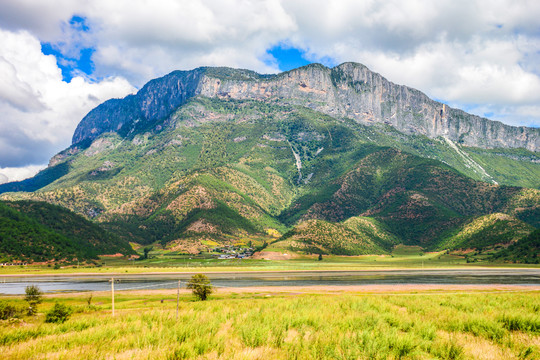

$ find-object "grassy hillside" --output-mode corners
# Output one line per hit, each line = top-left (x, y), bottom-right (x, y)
(272, 216), (399, 255)
(0, 201), (134, 263)
(280, 147), (538, 248)
(436, 213), (535, 251)
(273, 219), (386, 255)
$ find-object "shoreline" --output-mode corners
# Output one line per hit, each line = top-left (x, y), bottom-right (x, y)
(37, 284), (540, 298)
(1, 266), (539, 278)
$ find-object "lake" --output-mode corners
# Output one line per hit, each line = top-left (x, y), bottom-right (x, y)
(1, 269), (539, 295)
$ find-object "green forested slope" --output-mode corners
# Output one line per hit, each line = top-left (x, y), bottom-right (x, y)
(0, 201), (134, 262)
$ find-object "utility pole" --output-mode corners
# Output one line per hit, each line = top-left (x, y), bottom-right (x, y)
(110, 277), (115, 317)
(176, 280), (180, 321)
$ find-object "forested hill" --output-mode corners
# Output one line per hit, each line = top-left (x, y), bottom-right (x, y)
(0, 201), (134, 263)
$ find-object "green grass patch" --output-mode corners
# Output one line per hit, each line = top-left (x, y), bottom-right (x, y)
(0, 290), (538, 359)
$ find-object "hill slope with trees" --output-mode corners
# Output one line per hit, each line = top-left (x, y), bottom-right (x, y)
(0, 201), (134, 263)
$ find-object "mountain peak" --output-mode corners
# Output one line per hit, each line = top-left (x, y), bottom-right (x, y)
(72, 63), (539, 151)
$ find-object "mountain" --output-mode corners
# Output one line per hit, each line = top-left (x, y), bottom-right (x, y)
(49, 63), (540, 189)
(0, 63), (538, 258)
(0, 200), (134, 263)
(73, 63), (539, 151)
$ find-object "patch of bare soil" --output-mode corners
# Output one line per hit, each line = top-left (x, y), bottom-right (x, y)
(251, 251), (294, 260)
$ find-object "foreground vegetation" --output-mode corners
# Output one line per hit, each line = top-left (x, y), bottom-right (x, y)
(0, 289), (538, 359)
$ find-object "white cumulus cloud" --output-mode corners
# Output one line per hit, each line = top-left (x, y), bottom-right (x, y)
(0, 165), (45, 184)
(0, 29), (135, 171)
(0, 0), (539, 181)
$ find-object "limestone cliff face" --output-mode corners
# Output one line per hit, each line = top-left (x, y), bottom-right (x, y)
(73, 63), (540, 151)
(72, 68), (205, 144)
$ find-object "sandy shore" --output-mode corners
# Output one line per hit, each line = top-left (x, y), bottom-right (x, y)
(42, 284), (540, 298)
(2, 267), (538, 278)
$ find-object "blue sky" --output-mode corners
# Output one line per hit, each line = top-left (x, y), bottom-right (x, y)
(45, 34), (318, 83)
(0, 0), (539, 181)
(41, 16), (318, 83)
(41, 16), (94, 82)
(266, 45), (312, 71)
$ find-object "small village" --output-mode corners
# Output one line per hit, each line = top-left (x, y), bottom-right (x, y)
(212, 245), (255, 259)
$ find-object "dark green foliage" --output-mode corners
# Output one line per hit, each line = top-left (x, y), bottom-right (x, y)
(0, 162), (69, 194)
(25, 285), (43, 316)
(0, 200), (134, 262)
(0, 203), (80, 263)
(81, 167), (123, 181)
(45, 303), (72, 324)
(498, 314), (540, 333)
(490, 229), (540, 264)
(279, 147), (533, 248)
(186, 274), (213, 301)
(0, 301), (23, 320)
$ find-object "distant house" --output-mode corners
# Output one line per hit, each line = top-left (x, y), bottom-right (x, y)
(0, 261), (28, 266)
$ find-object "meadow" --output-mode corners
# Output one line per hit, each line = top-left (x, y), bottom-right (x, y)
(1, 245), (536, 276)
(0, 288), (538, 359)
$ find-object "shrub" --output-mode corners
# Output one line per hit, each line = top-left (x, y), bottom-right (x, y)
(45, 303), (72, 324)
(186, 274), (214, 301)
(0, 301), (22, 320)
(25, 285), (43, 315)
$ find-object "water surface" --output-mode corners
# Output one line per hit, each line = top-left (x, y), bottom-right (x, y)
(1, 269), (538, 295)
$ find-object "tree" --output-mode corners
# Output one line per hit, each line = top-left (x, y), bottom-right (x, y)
(25, 285), (43, 315)
(186, 274), (214, 301)
(318, 253), (323, 261)
(143, 246), (152, 260)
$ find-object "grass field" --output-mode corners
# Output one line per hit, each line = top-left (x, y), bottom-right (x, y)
(0, 288), (538, 359)
(1, 246), (537, 276)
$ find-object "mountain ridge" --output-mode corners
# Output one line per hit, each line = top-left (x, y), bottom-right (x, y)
(73, 62), (539, 151)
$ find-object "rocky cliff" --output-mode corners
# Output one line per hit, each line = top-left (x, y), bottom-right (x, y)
(73, 63), (539, 151)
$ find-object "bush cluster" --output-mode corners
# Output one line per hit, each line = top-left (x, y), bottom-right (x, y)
(45, 303), (72, 324)
(0, 301), (23, 320)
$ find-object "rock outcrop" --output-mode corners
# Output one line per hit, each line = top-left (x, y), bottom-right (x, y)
(73, 63), (540, 151)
